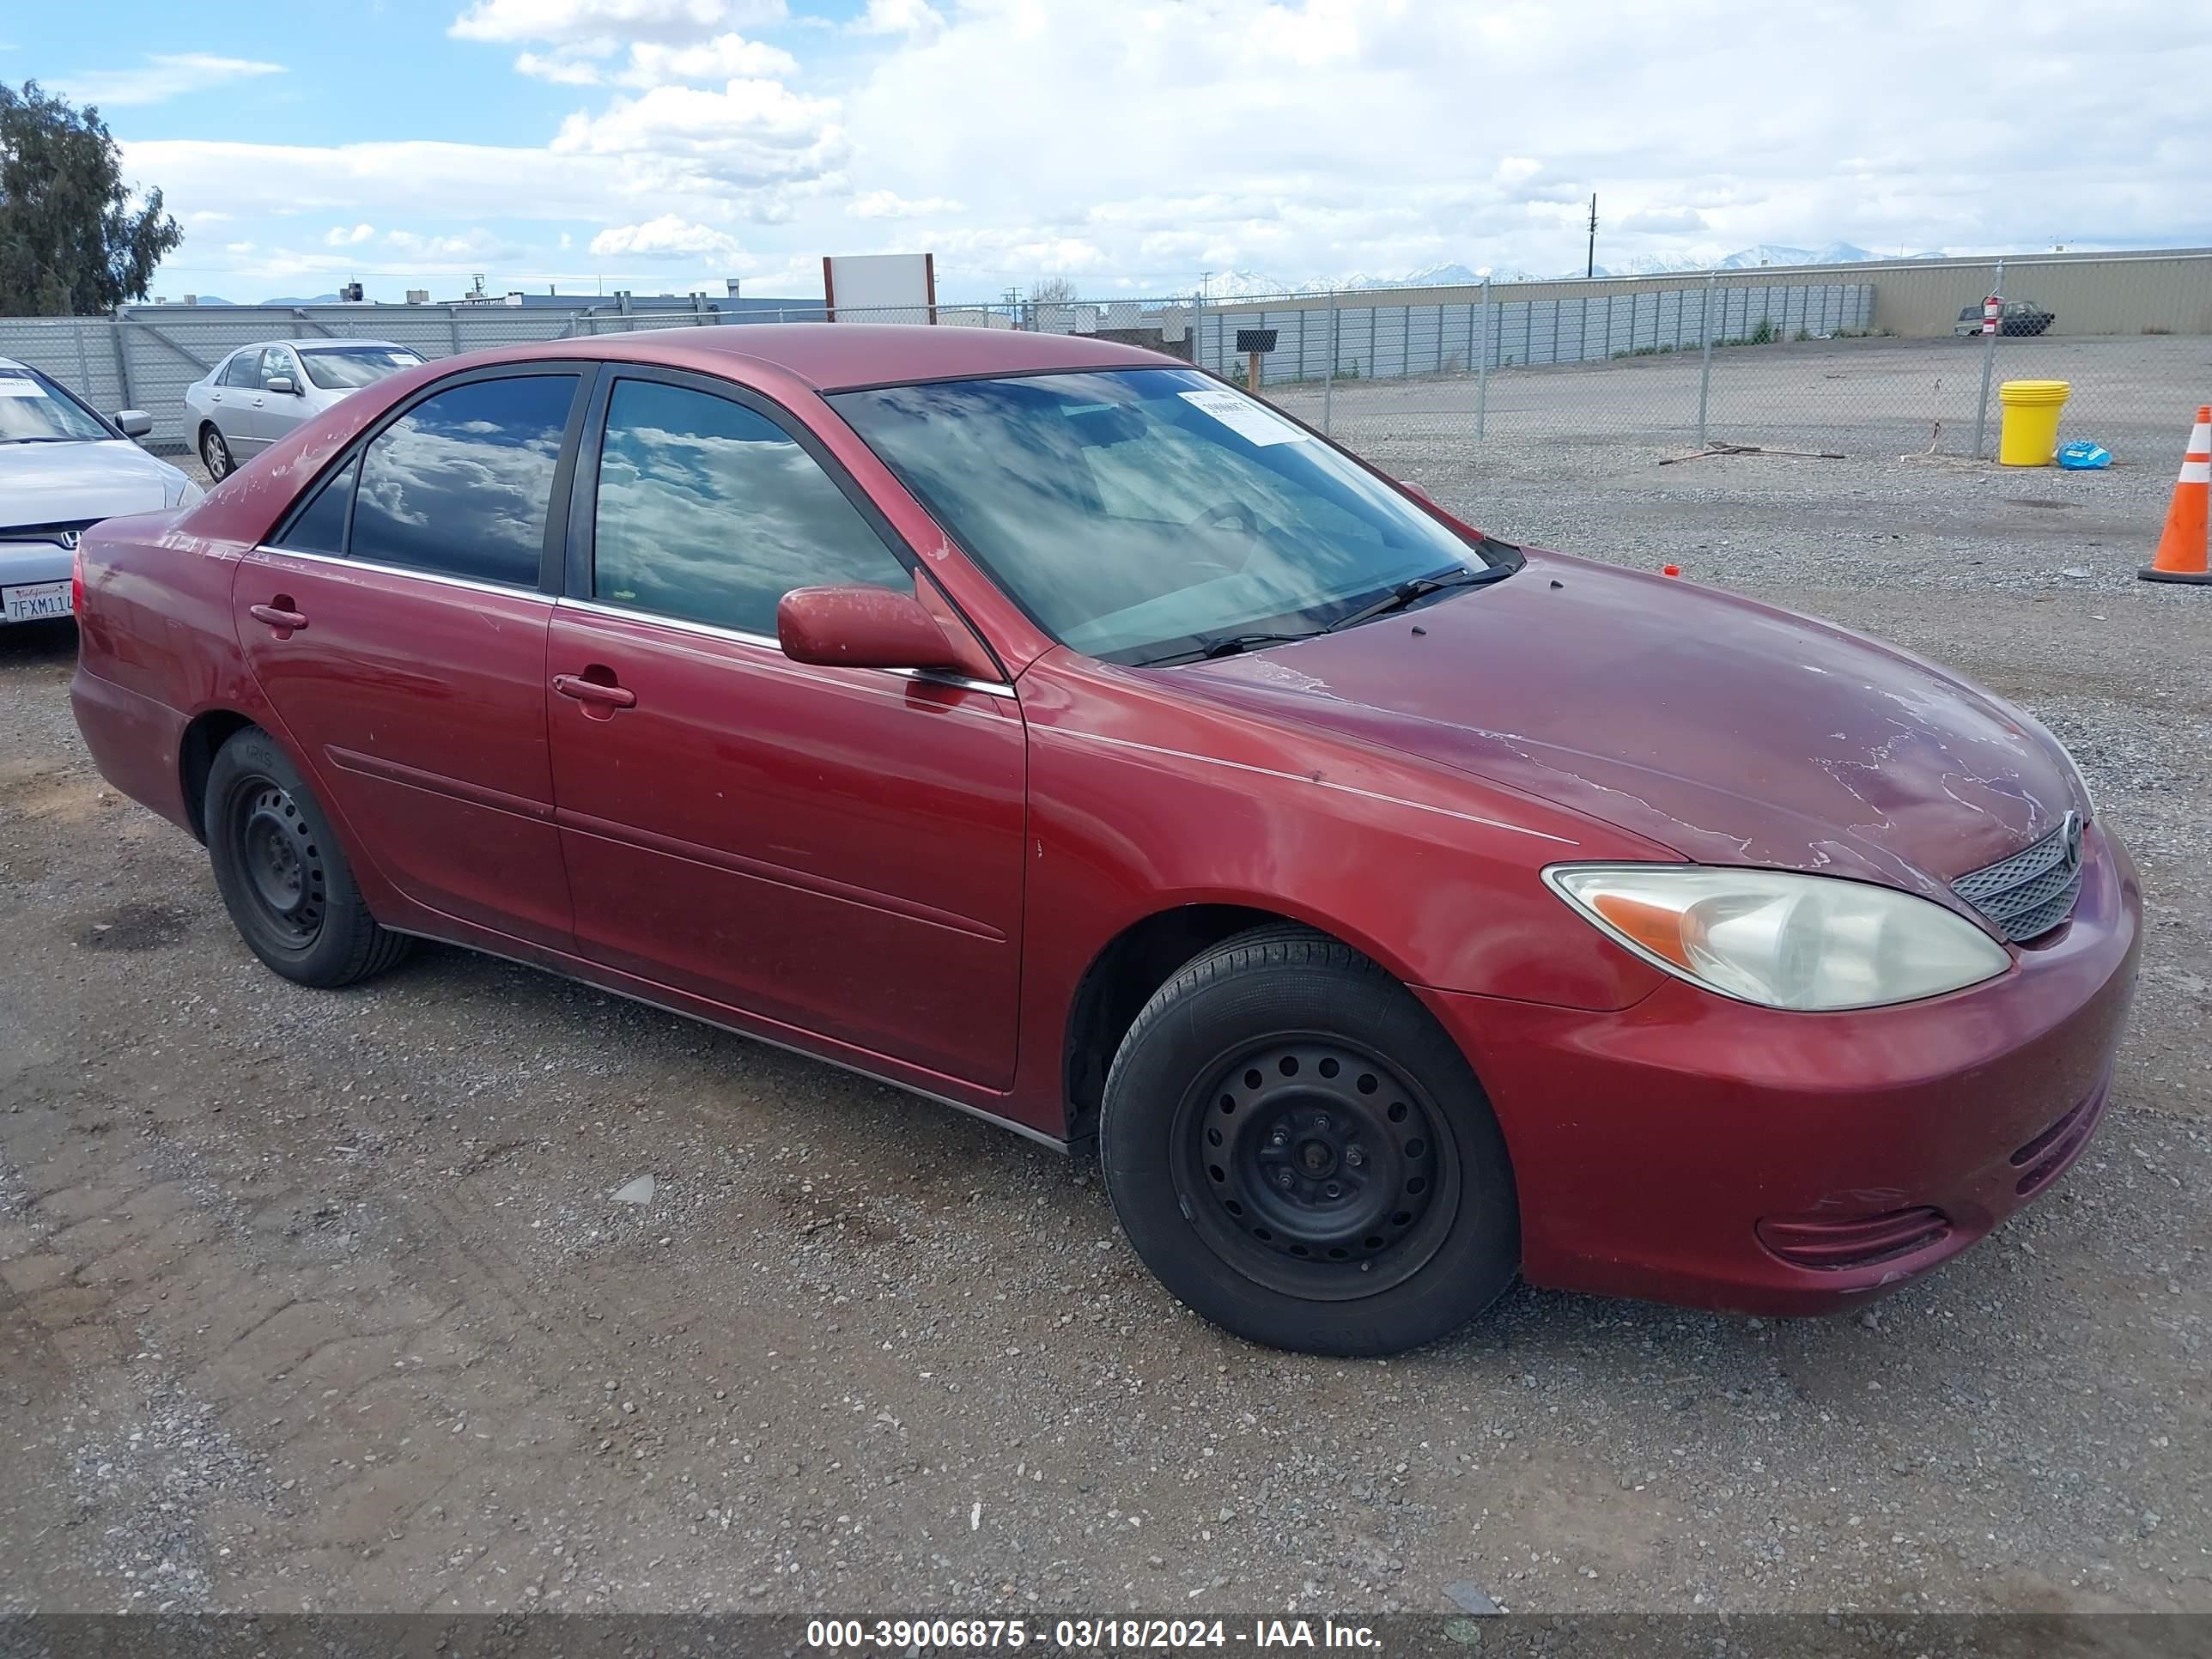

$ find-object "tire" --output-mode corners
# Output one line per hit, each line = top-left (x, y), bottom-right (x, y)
(1099, 924), (1519, 1356)
(204, 726), (410, 988)
(199, 424), (234, 481)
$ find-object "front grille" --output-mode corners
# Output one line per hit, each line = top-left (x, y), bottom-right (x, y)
(1953, 815), (2086, 943)
(1756, 1206), (1954, 1271)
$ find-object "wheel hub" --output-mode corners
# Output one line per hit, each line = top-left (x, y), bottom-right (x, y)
(1178, 1039), (1450, 1288)
(231, 782), (326, 947)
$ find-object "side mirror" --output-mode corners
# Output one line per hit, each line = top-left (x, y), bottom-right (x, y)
(778, 585), (971, 673)
(115, 410), (154, 440)
(265, 375), (298, 396)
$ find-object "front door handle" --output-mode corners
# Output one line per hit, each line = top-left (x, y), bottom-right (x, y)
(553, 672), (636, 711)
(249, 601), (308, 633)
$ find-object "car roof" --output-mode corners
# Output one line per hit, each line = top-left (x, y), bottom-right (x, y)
(221, 338), (413, 354)
(456, 323), (1179, 394)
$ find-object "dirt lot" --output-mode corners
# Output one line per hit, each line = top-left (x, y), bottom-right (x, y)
(3, 370), (2209, 1618)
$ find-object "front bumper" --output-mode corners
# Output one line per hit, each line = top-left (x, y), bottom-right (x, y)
(1425, 820), (2142, 1315)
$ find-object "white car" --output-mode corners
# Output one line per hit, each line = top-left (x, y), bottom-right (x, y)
(184, 338), (425, 480)
(1, 358), (200, 628)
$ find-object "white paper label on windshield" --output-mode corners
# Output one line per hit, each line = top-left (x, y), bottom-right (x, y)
(1177, 388), (1310, 447)
(0, 375), (49, 398)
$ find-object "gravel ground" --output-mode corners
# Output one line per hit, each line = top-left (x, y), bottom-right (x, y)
(2, 368), (2208, 1619)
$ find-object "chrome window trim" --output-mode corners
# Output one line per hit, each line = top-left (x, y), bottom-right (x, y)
(251, 542), (543, 604)
(554, 594), (1018, 700)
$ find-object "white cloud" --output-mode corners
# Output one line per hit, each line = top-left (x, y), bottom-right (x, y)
(385, 228), (526, 263)
(1620, 208), (1708, 234)
(851, 0), (944, 37)
(324, 222), (379, 247)
(588, 215), (746, 262)
(450, 0), (785, 46)
(622, 33), (798, 83)
(53, 52), (284, 107)
(550, 79), (847, 192)
(515, 50), (608, 83)
(848, 190), (963, 219)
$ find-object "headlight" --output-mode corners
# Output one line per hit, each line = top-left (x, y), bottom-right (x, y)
(173, 478), (205, 508)
(1543, 864), (2011, 1011)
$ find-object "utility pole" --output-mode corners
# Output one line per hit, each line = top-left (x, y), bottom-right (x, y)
(1586, 194), (1598, 279)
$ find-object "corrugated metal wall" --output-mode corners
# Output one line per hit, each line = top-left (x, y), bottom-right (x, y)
(1194, 283), (1875, 385)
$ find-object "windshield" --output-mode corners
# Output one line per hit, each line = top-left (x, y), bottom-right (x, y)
(298, 345), (424, 390)
(830, 367), (1507, 664)
(0, 366), (112, 444)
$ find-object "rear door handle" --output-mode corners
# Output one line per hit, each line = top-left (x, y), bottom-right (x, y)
(553, 673), (636, 710)
(249, 602), (308, 631)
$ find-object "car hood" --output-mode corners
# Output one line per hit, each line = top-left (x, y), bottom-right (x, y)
(1151, 550), (2082, 901)
(0, 440), (184, 529)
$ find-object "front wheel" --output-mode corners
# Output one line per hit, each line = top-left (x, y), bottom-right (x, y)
(204, 727), (410, 988)
(1099, 925), (1519, 1356)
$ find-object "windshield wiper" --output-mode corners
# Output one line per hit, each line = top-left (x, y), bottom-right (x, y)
(1141, 629), (1322, 666)
(0, 435), (78, 445)
(1323, 562), (1514, 634)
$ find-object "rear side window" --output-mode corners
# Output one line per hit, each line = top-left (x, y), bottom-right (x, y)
(591, 378), (907, 636)
(351, 375), (577, 586)
(219, 352), (260, 388)
(274, 456), (358, 556)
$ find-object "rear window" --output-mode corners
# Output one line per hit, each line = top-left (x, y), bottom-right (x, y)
(299, 345), (424, 391)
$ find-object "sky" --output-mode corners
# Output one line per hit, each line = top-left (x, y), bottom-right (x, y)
(6, 0), (2209, 304)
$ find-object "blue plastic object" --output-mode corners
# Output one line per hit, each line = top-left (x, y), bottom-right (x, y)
(2057, 441), (2112, 470)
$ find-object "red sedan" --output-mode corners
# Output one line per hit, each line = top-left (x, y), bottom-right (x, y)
(70, 326), (2138, 1355)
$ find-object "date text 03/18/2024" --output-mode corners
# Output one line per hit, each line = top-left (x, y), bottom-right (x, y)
(804, 1619), (1382, 1650)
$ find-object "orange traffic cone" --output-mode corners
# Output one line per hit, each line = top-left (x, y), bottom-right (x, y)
(2141, 405), (2211, 584)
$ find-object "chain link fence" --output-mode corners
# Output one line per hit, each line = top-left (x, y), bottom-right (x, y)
(2, 252), (2205, 469)
(1201, 252), (2212, 472)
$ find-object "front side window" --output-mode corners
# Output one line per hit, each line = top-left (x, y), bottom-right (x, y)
(351, 374), (577, 586)
(592, 379), (908, 637)
(259, 348), (299, 388)
(300, 345), (425, 391)
(0, 366), (111, 443)
(832, 368), (1504, 663)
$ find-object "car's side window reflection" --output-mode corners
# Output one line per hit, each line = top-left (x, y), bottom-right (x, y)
(351, 375), (577, 587)
(274, 456), (359, 556)
(592, 379), (908, 637)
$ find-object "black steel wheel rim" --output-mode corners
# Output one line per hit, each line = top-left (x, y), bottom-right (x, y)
(1170, 1037), (1461, 1300)
(228, 777), (326, 950)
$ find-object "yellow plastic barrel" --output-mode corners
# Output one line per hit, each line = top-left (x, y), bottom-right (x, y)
(1996, 380), (2071, 466)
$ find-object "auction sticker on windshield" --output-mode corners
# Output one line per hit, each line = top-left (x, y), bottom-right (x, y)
(0, 373), (49, 398)
(1177, 387), (1310, 447)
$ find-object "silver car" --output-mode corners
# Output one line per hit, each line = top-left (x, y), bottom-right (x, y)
(3, 356), (199, 627)
(184, 339), (424, 479)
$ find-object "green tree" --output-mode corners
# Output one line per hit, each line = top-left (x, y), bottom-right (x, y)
(0, 81), (182, 316)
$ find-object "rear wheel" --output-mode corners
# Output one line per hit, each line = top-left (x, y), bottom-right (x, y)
(199, 424), (234, 480)
(204, 727), (410, 988)
(1099, 924), (1519, 1356)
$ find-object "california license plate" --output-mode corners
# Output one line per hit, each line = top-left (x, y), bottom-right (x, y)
(3, 580), (72, 623)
